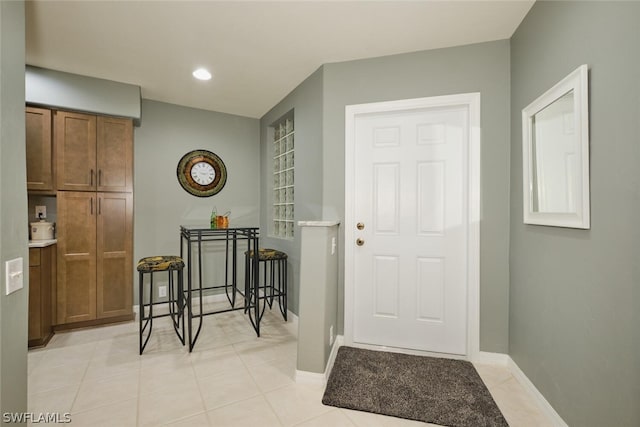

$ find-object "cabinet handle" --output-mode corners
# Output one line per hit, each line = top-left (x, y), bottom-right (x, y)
(90, 169), (94, 186)
(98, 169), (102, 186)
(90, 198), (93, 215)
(98, 198), (101, 215)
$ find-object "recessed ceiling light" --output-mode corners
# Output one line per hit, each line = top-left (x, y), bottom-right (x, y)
(192, 68), (212, 81)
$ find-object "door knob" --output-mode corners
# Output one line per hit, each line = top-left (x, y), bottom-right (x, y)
(356, 238), (365, 246)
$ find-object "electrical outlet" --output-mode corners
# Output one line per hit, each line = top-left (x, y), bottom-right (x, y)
(158, 285), (167, 298)
(329, 325), (334, 346)
(35, 206), (46, 219)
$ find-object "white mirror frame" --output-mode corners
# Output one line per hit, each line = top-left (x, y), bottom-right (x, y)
(522, 64), (590, 229)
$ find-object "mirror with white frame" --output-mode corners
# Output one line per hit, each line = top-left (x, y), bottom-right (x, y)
(522, 64), (590, 229)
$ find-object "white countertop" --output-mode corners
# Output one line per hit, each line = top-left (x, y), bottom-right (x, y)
(297, 220), (341, 227)
(28, 239), (57, 248)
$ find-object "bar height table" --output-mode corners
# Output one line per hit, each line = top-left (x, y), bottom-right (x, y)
(179, 225), (261, 352)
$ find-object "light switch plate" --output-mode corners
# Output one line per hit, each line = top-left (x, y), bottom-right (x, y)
(5, 257), (23, 295)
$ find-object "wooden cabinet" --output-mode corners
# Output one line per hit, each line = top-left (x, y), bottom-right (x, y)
(57, 191), (133, 325)
(28, 245), (55, 348)
(56, 111), (133, 192)
(24, 107), (134, 329)
(26, 107), (54, 192)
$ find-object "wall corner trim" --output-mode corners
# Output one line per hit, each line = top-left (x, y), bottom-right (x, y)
(295, 335), (343, 385)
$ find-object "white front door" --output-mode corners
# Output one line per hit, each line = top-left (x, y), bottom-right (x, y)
(345, 94), (480, 356)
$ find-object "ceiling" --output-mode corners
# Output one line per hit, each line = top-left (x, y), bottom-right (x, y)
(26, 1), (535, 119)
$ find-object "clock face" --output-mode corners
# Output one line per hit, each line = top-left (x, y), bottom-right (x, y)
(177, 150), (227, 197)
(190, 161), (216, 185)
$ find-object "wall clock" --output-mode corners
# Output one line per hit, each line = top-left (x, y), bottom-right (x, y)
(176, 149), (227, 197)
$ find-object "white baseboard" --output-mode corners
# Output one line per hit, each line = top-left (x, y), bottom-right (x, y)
(472, 351), (567, 426)
(295, 335), (344, 385)
(325, 335), (344, 376)
(287, 310), (299, 325)
(474, 351), (510, 365)
(507, 357), (568, 427)
(294, 369), (327, 385)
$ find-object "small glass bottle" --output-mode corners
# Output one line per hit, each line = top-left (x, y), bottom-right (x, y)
(210, 208), (217, 229)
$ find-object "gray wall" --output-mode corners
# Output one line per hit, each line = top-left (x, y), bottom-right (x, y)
(0, 0), (28, 419)
(322, 41), (512, 352)
(259, 67), (324, 315)
(510, 2), (640, 426)
(26, 66), (142, 125)
(297, 224), (339, 373)
(134, 99), (260, 303)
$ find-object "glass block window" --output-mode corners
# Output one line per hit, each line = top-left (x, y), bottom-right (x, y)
(273, 117), (294, 239)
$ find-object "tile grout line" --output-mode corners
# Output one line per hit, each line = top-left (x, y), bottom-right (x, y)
(229, 312), (287, 427)
(186, 346), (211, 426)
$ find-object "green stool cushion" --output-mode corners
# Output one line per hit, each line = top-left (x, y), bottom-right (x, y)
(137, 256), (185, 272)
(245, 248), (288, 261)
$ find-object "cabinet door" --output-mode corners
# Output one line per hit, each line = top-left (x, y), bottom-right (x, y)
(28, 249), (42, 342)
(56, 111), (97, 191)
(57, 191), (97, 323)
(40, 245), (53, 342)
(26, 107), (53, 191)
(96, 192), (133, 318)
(97, 117), (133, 192)
(29, 246), (53, 346)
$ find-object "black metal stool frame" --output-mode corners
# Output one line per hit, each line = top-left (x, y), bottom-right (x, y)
(245, 250), (288, 322)
(139, 264), (185, 354)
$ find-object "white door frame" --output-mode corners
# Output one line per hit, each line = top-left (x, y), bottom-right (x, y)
(344, 93), (481, 360)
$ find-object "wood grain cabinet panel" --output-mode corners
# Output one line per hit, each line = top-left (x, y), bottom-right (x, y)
(26, 107), (54, 191)
(56, 191), (97, 324)
(97, 192), (133, 318)
(97, 116), (133, 192)
(28, 246), (55, 348)
(57, 191), (134, 326)
(56, 111), (133, 192)
(56, 111), (97, 191)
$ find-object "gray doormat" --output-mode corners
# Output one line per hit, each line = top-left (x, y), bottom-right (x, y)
(322, 346), (509, 427)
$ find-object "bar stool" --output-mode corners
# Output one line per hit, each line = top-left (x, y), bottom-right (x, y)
(137, 255), (186, 354)
(245, 249), (288, 321)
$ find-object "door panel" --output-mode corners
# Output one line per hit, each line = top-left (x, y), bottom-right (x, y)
(57, 191), (97, 323)
(26, 107), (53, 191)
(417, 161), (445, 234)
(373, 163), (400, 233)
(28, 262), (42, 340)
(97, 117), (133, 192)
(372, 255), (399, 317)
(353, 106), (469, 355)
(56, 111), (97, 191)
(416, 257), (444, 321)
(96, 192), (133, 318)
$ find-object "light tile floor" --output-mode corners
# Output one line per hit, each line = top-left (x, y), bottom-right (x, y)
(28, 303), (553, 427)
